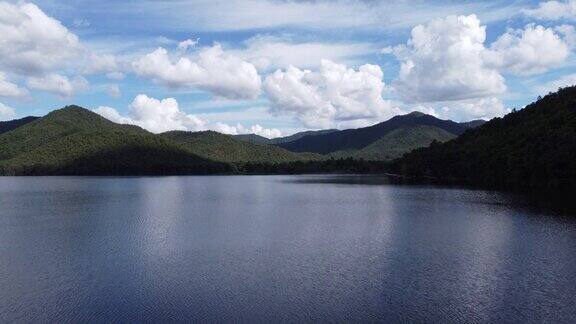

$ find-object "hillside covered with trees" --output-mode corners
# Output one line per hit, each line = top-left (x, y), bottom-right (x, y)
(276, 112), (479, 158)
(161, 130), (319, 163)
(0, 107), (231, 175)
(0, 106), (323, 175)
(392, 86), (576, 193)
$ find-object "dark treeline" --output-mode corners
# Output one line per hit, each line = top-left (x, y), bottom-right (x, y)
(391, 86), (576, 194)
(1, 157), (390, 176)
(240, 158), (390, 174)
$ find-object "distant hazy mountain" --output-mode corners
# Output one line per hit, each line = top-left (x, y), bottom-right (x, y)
(161, 130), (319, 163)
(234, 129), (339, 145)
(277, 112), (473, 160)
(0, 116), (39, 135)
(459, 119), (487, 129)
(271, 129), (339, 144)
(330, 125), (457, 160)
(393, 86), (576, 193)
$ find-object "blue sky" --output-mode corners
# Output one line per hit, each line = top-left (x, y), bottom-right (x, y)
(1, 0), (575, 136)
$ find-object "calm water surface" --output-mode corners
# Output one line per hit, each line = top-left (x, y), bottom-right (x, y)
(1, 175), (575, 322)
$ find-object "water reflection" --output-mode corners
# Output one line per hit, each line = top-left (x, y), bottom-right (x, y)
(0, 175), (575, 322)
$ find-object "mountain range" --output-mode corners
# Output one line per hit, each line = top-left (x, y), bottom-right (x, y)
(3, 84), (574, 194)
(275, 112), (484, 160)
(235, 112), (485, 160)
(235, 129), (339, 145)
(0, 107), (327, 175)
(0, 107), (484, 176)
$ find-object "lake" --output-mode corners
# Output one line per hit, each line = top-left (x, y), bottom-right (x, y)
(1, 175), (575, 322)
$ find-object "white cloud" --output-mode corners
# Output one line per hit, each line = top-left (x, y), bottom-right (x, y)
(93, 94), (282, 137)
(535, 73), (576, 94)
(94, 96), (207, 134)
(92, 106), (134, 125)
(27, 74), (88, 97)
(386, 15), (506, 103)
(211, 122), (283, 138)
(0, 72), (27, 98)
(442, 97), (509, 121)
(386, 14), (572, 105)
(0, 2), (83, 75)
(524, 0), (576, 20)
(133, 44), (262, 100)
(0, 102), (16, 121)
(411, 97), (509, 122)
(244, 124), (282, 138)
(231, 35), (375, 71)
(177, 38), (199, 53)
(105, 84), (121, 98)
(485, 24), (570, 75)
(126, 94), (206, 133)
(263, 59), (400, 129)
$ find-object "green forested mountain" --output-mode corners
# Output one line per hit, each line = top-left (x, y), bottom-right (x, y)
(271, 129), (338, 144)
(161, 130), (320, 163)
(233, 114), (482, 161)
(276, 112), (472, 159)
(0, 116), (39, 135)
(1, 104), (525, 178)
(392, 86), (576, 193)
(330, 125), (457, 160)
(0, 106), (324, 175)
(0, 106), (230, 175)
(234, 133), (272, 144)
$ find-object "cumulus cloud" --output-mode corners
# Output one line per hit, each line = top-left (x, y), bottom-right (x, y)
(485, 24), (570, 75)
(442, 97), (509, 121)
(27, 74), (89, 97)
(0, 102), (16, 121)
(133, 44), (262, 100)
(385, 14), (573, 104)
(243, 124), (282, 138)
(523, 0), (576, 20)
(121, 94), (206, 133)
(263, 59), (400, 129)
(92, 106), (134, 125)
(411, 97), (509, 122)
(0, 73), (27, 98)
(93, 94), (282, 137)
(0, 2), (83, 75)
(385, 15), (506, 103)
(211, 122), (283, 138)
